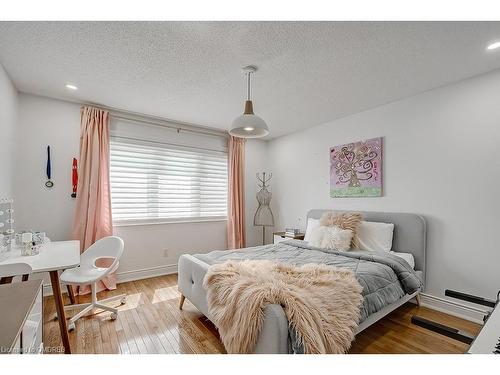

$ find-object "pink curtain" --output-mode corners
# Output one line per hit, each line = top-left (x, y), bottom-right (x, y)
(227, 136), (246, 249)
(72, 106), (115, 294)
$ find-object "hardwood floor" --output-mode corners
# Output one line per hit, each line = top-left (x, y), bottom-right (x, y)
(42, 274), (481, 354)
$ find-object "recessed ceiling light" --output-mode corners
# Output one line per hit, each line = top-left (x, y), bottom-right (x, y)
(65, 84), (78, 90)
(487, 42), (500, 50)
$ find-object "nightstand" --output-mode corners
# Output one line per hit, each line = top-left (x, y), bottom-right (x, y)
(273, 232), (305, 244)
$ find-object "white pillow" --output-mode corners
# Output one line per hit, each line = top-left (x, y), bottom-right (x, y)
(309, 226), (353, 252)
(304, 218), (320, 242)
(390, 251), (415, 269)
(308, 225), (325, 247)
(357, 221), (394, 252)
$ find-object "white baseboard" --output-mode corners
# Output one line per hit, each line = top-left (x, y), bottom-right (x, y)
(43, 284), (54, 296)
(418, 292), (487, 325)
(42, 263), (178, 296)
(115, 263), (178, 283)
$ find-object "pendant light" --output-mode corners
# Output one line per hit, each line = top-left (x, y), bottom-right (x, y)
(229, 65), (269, 138)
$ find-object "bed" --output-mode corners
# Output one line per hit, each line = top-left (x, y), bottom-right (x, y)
(177, 209), (426, 353)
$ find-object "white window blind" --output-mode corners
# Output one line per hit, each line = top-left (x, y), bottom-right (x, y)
(109, 137), (228, 224)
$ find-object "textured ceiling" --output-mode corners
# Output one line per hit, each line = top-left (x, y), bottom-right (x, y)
(1, 21), (500, 138)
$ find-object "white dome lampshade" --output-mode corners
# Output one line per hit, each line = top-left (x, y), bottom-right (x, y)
(229, 66), (269, 138)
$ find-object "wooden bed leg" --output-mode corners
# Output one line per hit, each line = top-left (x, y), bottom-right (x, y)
(416, 294), (422, 306)
(179, 294), (186, 310)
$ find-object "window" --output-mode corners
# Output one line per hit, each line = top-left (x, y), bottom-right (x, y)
(109, 137), (228, 224)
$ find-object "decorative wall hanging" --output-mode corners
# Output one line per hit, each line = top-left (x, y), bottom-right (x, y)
(253, 172), (275, 245)
(71, 158), (78, 198)
(45, 145), (54, 188)
(330, 137), (383, 197)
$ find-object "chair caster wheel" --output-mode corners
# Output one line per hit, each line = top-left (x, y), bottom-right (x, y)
(110, 312), (118, 320)
(68, 322), (75, 331)
(120, 297), (126, 305)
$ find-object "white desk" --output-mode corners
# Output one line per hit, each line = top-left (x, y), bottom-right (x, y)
(0, 240), (80, 354)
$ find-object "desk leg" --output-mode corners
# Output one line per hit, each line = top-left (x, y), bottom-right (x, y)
(49, 270), (71, 354)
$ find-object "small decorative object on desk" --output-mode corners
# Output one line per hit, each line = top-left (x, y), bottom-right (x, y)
(0, 198), (14, 261)
(33, 232), (47, 244)
(21, 232), (33, 256)
(0, 233), (6, 261)
(19, 231), (45, 256)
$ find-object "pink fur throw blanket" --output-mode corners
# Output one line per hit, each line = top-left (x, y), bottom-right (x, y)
(203, 260), (363, 354)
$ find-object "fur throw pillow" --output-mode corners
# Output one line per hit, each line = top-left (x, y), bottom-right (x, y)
(319, 211), (363, 248)
(309, 225), (353, 252)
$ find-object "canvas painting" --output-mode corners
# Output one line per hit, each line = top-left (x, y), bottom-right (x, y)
(330, 137), (383, 197)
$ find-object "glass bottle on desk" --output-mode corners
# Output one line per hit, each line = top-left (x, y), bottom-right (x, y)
(21, 232), (33, 256)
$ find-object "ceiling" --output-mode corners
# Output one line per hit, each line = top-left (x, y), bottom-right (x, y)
(1, 21), (500, 139)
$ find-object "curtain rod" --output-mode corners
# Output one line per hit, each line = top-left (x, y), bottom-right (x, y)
(110, 113), (227, 139)
(101, 106), (229, 139)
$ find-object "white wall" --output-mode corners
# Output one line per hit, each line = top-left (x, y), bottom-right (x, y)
(14, 93), (267, 280)
(0, 64), (17, 198)
(14, 94), (80, 240)
(268, 69), (500, 306)
(245, 139), (270, 246)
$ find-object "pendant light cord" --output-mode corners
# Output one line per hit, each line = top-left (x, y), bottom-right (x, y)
(247, 71), (252, 100)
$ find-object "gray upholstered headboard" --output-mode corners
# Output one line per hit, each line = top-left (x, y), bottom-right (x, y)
(306, 209), (426, 279)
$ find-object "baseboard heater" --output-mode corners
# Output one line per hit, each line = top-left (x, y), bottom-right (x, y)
(411, 289), (500, 354)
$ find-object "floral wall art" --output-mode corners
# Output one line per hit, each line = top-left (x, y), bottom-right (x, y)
(330, 137), (383, 197)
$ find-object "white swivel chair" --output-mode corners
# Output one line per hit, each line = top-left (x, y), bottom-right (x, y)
(60, 236), (126, 331)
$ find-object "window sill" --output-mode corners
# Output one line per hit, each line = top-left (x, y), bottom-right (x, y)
(112, 217), (228, 227)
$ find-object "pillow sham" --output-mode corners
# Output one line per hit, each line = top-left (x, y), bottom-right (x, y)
(319, 211), (362, 248)
(356, 220), (394, 252)
(309, 225), (353, 252)
(304, 218), (320, 242)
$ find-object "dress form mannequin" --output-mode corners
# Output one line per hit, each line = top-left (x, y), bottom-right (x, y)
(253, 173), (275, 245)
